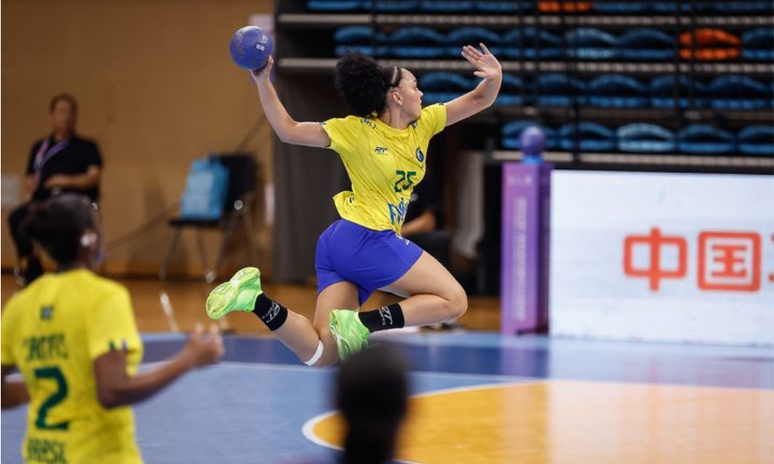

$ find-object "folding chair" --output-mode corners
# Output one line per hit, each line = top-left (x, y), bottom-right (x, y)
(159, 154), (257, 283)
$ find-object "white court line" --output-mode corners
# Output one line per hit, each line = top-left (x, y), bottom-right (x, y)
(133, 357), (774, 392)
(217, 360), (541, 382)
(213, 362), (774, 392)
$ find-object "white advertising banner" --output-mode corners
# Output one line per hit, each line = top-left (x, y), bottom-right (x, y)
(550, 171), (774, 346)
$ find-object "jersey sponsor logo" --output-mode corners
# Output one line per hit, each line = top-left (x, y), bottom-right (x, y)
(26, 438), (67, 464)
(360, 118), (377, 129)
(415, 147), (425, 163)
(388, 197), (408, 225)
(374, 146), (388, 155)
(40, 306), (53, 320)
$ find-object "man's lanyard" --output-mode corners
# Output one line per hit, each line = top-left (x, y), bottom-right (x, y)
(33, 137), (70, 189)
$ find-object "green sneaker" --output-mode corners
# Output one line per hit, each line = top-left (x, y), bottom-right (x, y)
(206, 267), (263, 320)
(329, 309), (370, 361)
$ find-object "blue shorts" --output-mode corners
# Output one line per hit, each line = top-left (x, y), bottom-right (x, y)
(316, 219), (423, 305)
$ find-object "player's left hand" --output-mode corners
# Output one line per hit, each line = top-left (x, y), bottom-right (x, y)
(251, 56), (274, 85)
(184, 323), (225, 368)
(461, 44), (502, 81)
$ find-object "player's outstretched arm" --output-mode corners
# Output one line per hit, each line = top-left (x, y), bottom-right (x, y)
(94, 324), (223, 409)
(444, 44), (502, 127)
(250, 57), (332, 148)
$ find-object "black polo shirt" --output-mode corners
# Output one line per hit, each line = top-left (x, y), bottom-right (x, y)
(404, 171), (442, 226)
(25, 135), (103, 202)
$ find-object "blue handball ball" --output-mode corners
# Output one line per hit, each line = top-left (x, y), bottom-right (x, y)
(229, 26), (274, 71)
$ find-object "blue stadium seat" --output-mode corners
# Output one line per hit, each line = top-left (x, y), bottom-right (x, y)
(536, 74), (586, 107)
(738, 126), (774, 156)
(652, 2), (694, 13)
(502, 121), (557, 151)
(558, 122), (616, 152)
(446, 27), (502, 57)
(566, 28), (618, 60)
(708, 75), (770, 110)
(742, 28), (774, 62)
(617, 124), (676, 153)
(502, 28), (563, 59)
(420, 72), (473, 90)
(618, 29), (675, 61)
(422, 73), (524, 106)
(420, 72), (474, 104)
(477, 0), (531, 12)
(388, 26), (446, 58)
(588, 74), (648, 108)
(496, 74), (525, 106)
(334, 26), (388, 57)
(308, 0), (363, 11)
(419, 0), (474, 12)
(362, 0), (419, 11)
(712, 1), (774, 13)
(335, 45), (390, 57)
(677, 124), (735, 154)
(334, 25), (375, 44)
(592, 1), (651, 13)
(650, 75), (708, 109)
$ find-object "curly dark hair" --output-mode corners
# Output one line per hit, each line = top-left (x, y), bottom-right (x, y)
(22, 194), (96, 265)
(336, 345), (408, 464)
(335, 50), (401, 117)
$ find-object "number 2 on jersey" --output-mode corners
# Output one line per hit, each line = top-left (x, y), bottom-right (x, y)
(34, 366), (69, 431)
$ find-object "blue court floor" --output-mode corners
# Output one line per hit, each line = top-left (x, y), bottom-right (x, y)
(2, 332), (773, 464)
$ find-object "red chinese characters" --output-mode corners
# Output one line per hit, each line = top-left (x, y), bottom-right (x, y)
(698, 232), (760, 292)
(624, 229), (770, 292)
(624, 228), (687, 291)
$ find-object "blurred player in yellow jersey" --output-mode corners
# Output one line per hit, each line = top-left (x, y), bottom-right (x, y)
(1, 194), (224, 464)
(206, 45), (502, 366)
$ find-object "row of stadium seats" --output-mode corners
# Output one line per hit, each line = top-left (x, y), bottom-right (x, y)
(501, 122), (774, 155)
(334, 26), (774, 61)
(309, 0), (774, 14)
(420, 73), (774, 110)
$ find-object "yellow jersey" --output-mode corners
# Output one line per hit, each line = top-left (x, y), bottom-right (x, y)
(322, 104), (447, 233)
(1, 269), (144, 464)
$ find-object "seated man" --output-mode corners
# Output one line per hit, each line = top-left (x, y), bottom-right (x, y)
(402, 172), (448, 266)
(7, 93), (103, 284)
